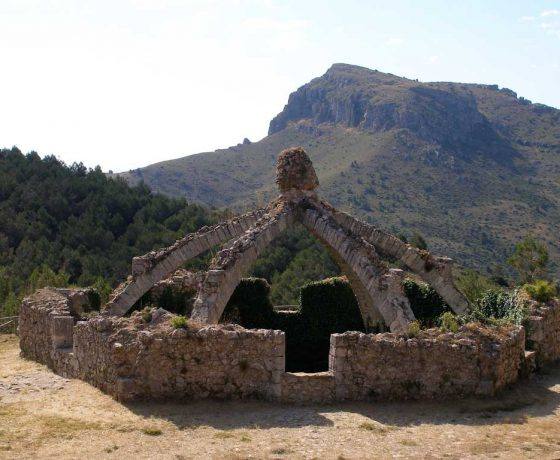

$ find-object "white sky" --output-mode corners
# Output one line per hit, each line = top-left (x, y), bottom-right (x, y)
(1, 0), (559, 172)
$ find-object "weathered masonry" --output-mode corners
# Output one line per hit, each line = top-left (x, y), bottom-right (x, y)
(20, 288), (558, 403)
(19, 147), (560, 403)
(106, 147), (468, 333)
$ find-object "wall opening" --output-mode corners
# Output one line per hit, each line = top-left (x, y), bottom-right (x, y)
(220, 277), (365, 372)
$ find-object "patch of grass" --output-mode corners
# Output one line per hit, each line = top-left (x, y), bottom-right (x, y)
(213, 431), (234, 439)
(240, 434), (251, 442)
(0, 403), (27, 418)
(358, 422), (392, 433)
(142, 427), (163, 436)
(39, 415), (104, 435)
(170, 315), (188, 329)
(399, 439), (418, 446)
(271, 447), (291, 455)
(407, 320), (421, 337)
(439, 311), (459, 333)
(141, 307), (153, 323)
(104, 445), (119, 453)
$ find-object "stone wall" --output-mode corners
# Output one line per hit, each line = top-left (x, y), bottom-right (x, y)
(330, 325), (525, 400)
(19, 288), (546, 404)
(526, 299), (560, 367)
(19, 289), (73, 369)
(280, 372), (335, 404)
(20, 288), (285, 401)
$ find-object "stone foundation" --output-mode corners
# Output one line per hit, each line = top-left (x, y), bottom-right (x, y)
(330, 327), (524, 400)
(525, 299), (560, 367)
(19, 288), (550, 403)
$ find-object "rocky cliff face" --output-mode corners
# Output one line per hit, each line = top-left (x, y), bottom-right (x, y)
(269, 64), (507, 159)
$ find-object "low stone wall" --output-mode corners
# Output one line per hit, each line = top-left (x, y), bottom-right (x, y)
(330, 325), (525, 400)
(20, 289), (285, 401)
(19, 289), (73, 368)
(526, 299), (560, 367)
(280, 372), (335, 404)
(19, 288), (551, 403)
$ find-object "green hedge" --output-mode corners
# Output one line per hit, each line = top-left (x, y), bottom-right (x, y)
(220, 278), (275, 329)
(403, 278), (451, 326)
(221, 276), (364, 372)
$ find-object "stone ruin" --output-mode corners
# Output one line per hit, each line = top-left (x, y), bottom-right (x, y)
(18, 148), (560, 403)
(105, 147), (469, 332)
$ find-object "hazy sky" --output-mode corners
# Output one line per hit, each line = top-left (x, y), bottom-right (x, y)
(1, 0), (559, 172)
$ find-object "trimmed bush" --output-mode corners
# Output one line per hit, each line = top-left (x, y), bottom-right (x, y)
(291, 277), (365, 372)
(157, 286), (196, 316)
(524, 280), (557, 303)
(221, 277), (366, 372)
(299, 277), (364, 337)
(220, 278), (275, 328)
(86, 289), (101, 311)
(403, 278), (450, 326)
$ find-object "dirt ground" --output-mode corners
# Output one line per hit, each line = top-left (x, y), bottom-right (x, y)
(2, 335), (560, 459)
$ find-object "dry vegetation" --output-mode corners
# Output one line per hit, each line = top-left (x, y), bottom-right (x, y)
(3, 334), (560, 459)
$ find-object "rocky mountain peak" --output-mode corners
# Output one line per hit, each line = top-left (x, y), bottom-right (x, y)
(268, 64), (506, 158)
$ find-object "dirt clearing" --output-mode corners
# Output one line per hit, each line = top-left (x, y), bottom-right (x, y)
(2, 334), (560, 459)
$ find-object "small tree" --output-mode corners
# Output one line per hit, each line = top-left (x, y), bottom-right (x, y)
(507, 236), (549, 283)
(410, 232), (428, 250)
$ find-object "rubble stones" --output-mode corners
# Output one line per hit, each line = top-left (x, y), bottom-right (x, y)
(275, 147), (319, 192)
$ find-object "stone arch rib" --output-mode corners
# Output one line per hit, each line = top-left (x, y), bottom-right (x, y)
(190, 203), (294, 324)
(300, 204), (415, 333)
(105, 209), (266, 316)
(323, 203), (469, 314)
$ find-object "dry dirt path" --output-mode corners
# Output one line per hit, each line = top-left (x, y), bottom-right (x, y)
(2, 334), (560, 459)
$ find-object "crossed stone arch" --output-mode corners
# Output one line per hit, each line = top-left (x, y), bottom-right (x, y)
(106, 147), (469, 333)
(105, 209), (267, 316)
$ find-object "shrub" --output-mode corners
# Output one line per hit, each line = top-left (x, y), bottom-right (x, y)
(403, 278), (450, 326)
(477, 289), (513, 319)
(141, 307), (152, 323)
(170, 315), (188, 329)
(222, 276), (366, 373)
(507, 235), (549, 283)
(220, 278), (275, 328)
(299, 277), (364, 336)
(407, 320), (421, 337)
(455, 269), (497, 303)
(291, 277), (365, 372)
(86, 289), (102, 311)
(524, 280), (557, 303)
(462, 289), (528, 326)
(439, 311), (459, 333)
(156, 286), (196, 316)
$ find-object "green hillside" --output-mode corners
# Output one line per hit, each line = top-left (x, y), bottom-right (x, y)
(120, 64), (560, 276)
(0, 148), (221, 315)
(0, 148), (341, 316)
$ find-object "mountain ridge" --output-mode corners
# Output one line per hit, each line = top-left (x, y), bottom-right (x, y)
(119, 64), (560, 276)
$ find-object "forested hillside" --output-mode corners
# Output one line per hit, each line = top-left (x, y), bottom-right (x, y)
(0, 147), (221, 316)
(0, 147), (341, 317)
